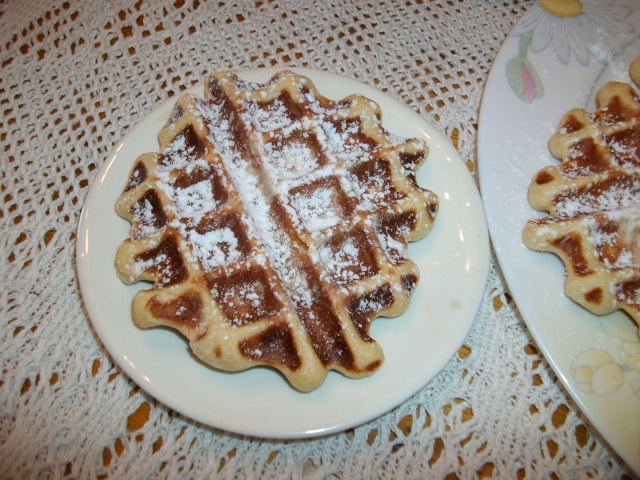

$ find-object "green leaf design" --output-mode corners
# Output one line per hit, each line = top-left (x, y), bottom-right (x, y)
(506, 33), (544, 103)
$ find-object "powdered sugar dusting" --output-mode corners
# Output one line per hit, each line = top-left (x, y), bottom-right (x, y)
(262, 136), (319, 180)
(377, 231), (408, 264)
(243, 98), (290, 132)
(213, 278), (274, 325)
(188, 227), (241, 271)
(616, 283), (640, 306)
(125, 72), (429, 305)
(198, 95), (319, 310)
(321, 119), (372, 161)
(555, 176), (640, 217)
(318, 236), (372, 284)
(172, 179), (217, 221)
(588, 207), (640, 270)
(134, 254), (165, 277)
(194, 72), (429, 317)
(290, 185), (343, 232)
(132, 197), (160, 237)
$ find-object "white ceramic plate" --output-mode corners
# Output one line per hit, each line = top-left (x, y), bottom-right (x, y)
(478, 2), (640, 474)
(77, 67), (489, 439)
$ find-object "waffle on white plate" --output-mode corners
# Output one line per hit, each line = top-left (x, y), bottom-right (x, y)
(115, 70), (439, 391)
(523, 80), (640, 335)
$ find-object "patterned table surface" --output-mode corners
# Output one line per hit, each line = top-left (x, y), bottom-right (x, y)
(0, 0), (635, 478)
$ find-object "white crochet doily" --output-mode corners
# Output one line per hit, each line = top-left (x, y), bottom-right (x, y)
(0, 0), (633, 477)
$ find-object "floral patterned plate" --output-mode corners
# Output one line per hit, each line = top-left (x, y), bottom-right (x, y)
(478, 0), (640, 474)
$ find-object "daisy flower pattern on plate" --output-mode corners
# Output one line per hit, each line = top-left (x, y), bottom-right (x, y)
(507, 0), (634, 102)
(514, 0), (633, 65)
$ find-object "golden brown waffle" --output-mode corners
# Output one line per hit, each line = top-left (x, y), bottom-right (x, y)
(523, 81), (640, 334)
(115, 70), (439, 391)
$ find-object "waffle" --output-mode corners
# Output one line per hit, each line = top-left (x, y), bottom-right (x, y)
(115, 70), (439, 391)
(523, 81), (640, 334)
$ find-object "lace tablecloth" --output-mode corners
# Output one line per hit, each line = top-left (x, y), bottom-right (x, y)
(1, 0), (635, 478)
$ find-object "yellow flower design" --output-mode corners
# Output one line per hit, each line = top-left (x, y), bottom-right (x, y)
(538, 0), (583, 18)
